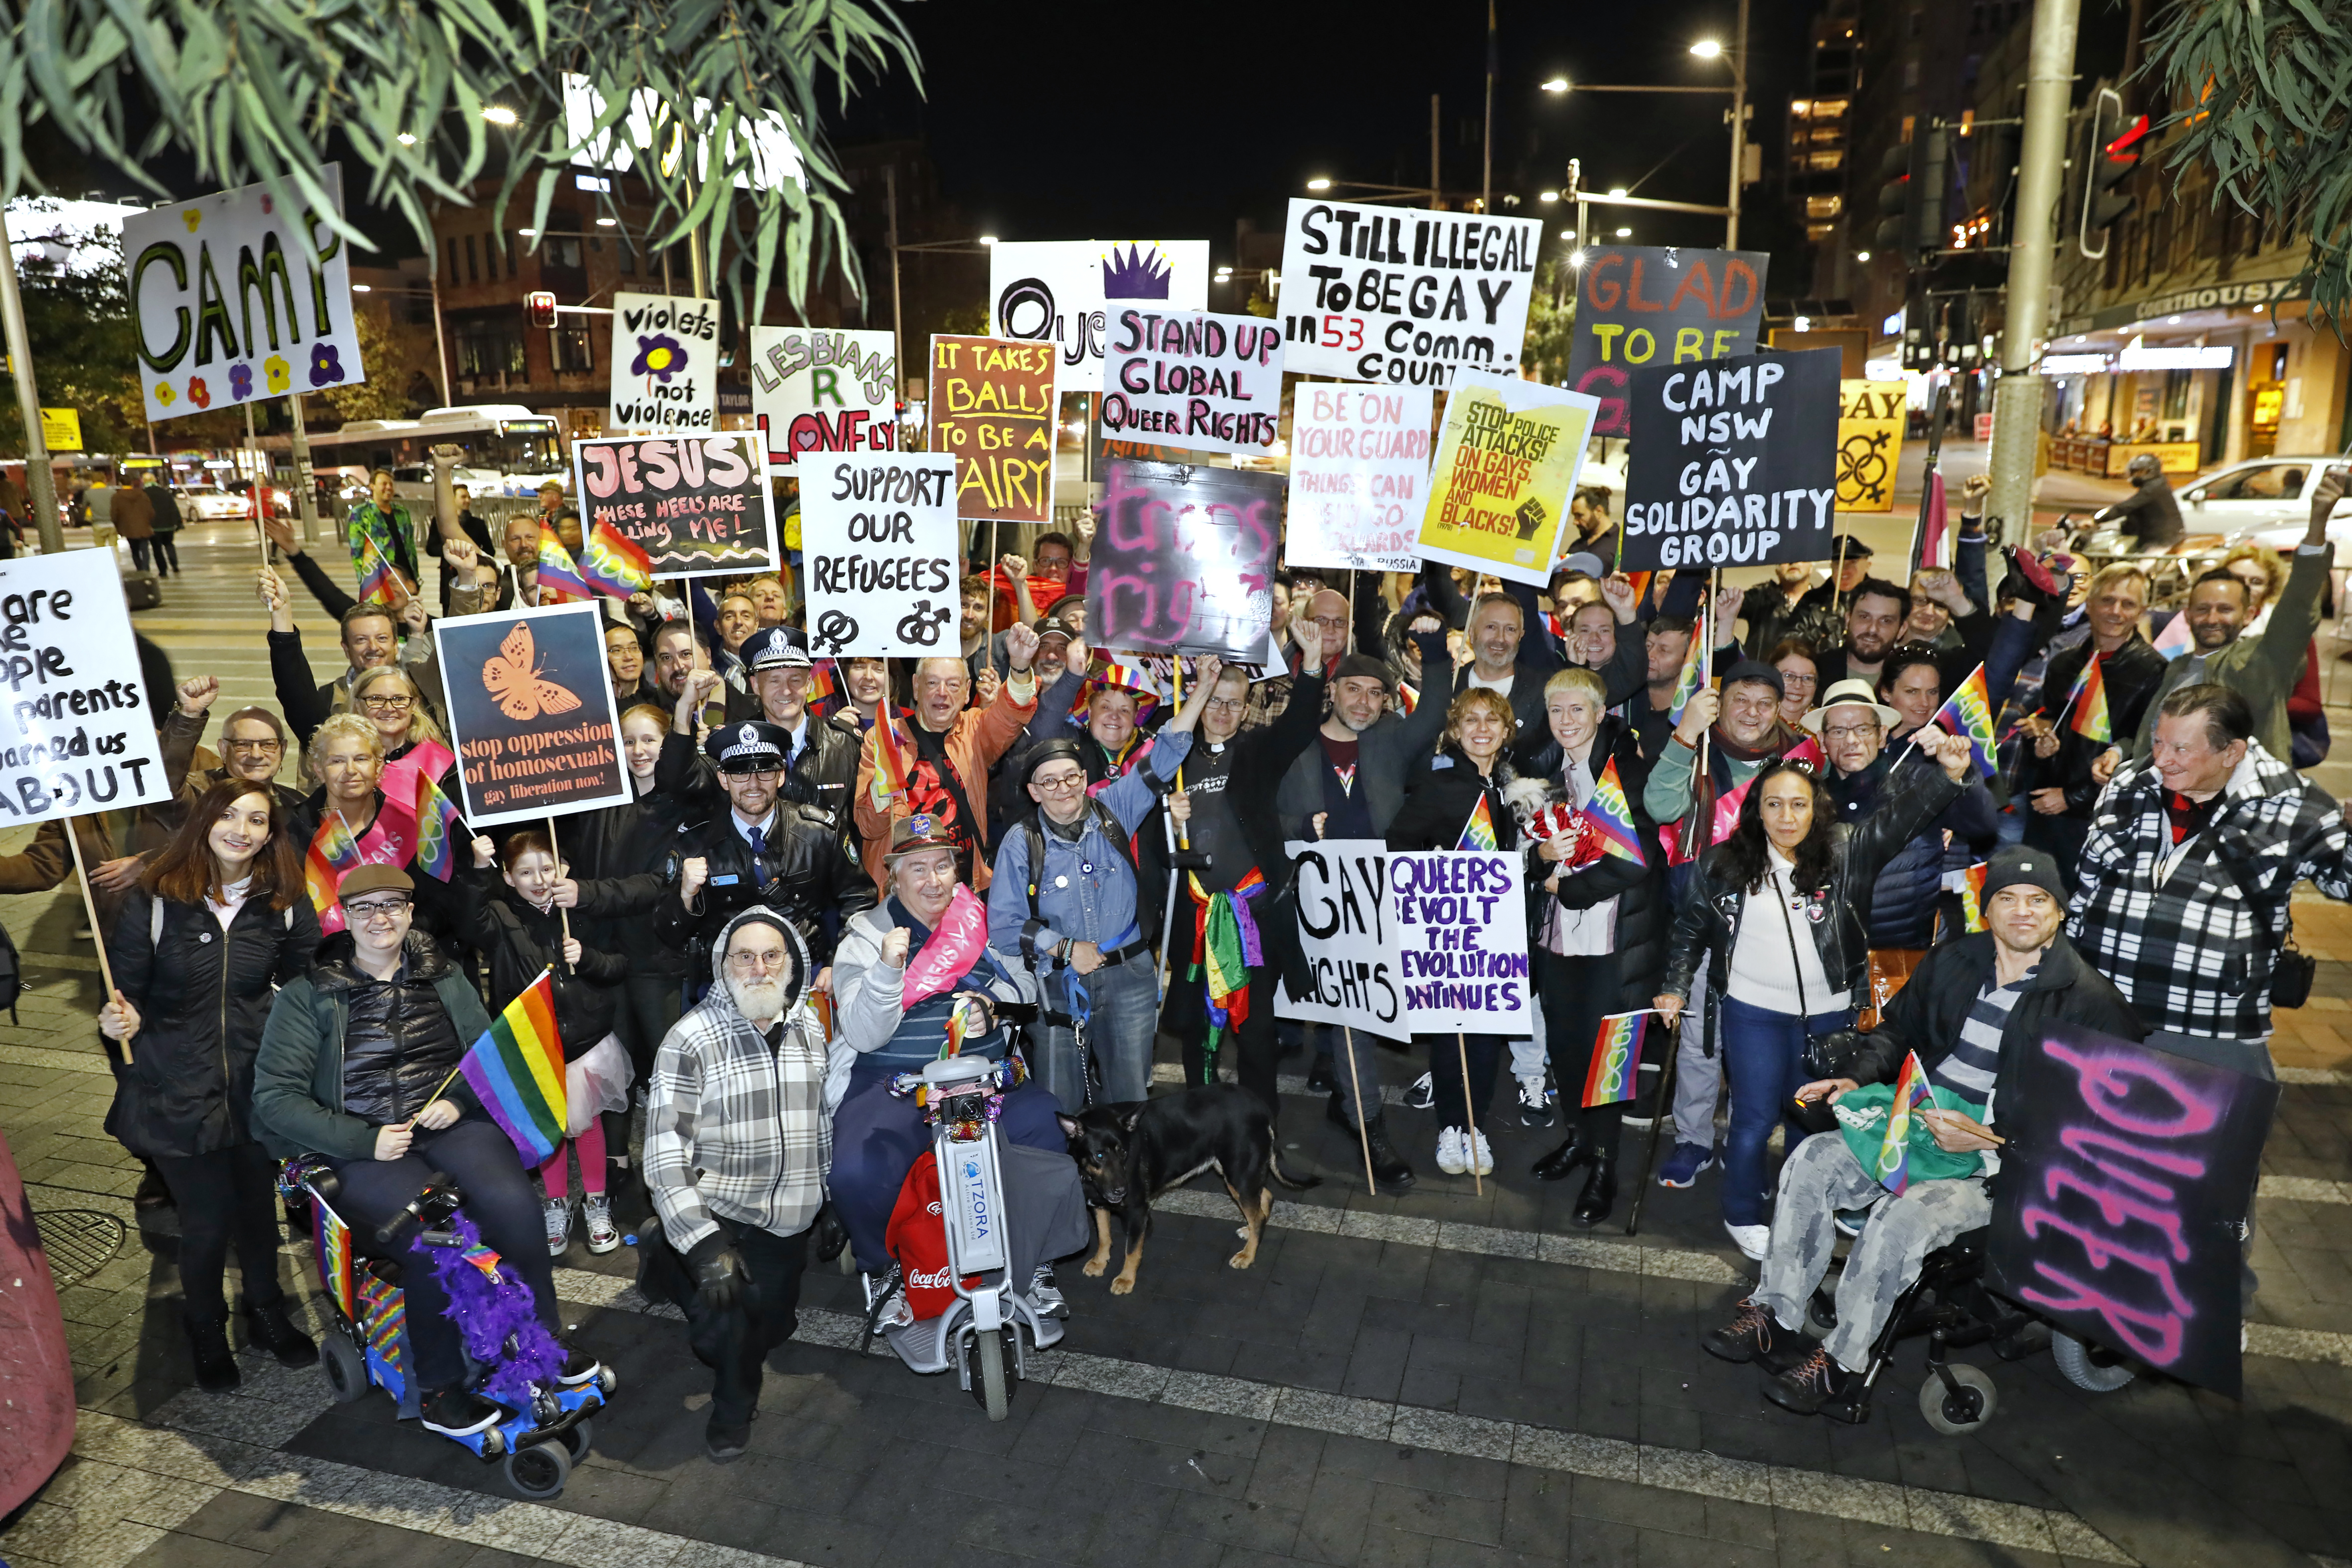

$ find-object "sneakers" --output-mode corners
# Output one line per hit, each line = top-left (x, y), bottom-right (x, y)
(582, 1194), (620, 1254)
(1404, 1071), (1436, 1111)
(706, 1409), (753, 1463)
(1655, 1142), (1716, 1188)
(421, 1384), (505, 1438)
(1465, 1127), (1493, 1175)
(1702, 1298), (1807, 1370)
(1515, 1075), (1556, 1127)
(1724, 1221), (1771, 1261)
(1029, 1265), (1066, 1317)
(543, 1196), (573, 1256)
(1435, 1127), (1493, 1176)
(1763, 1346), (1866, 1417)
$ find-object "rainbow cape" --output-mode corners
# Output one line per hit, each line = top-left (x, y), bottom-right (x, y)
(1457, 793), (1500, 852)
(1581, 1010), (1648, 1107)
(535, 527), (595, 604)
(1874, 1050), (1935, 1194)
(869, 712), (912, 808)
(304, 812), (362, 933)
(459, 969), (568, 1167)
(1960, 861), (1988, 933)
(1585, 757), (1645, 867)
(579, 520), (654, 599)
(2066, 654), (2112, 743)
(1931, 664), (1998, 777)
(413, 769), (462, 881)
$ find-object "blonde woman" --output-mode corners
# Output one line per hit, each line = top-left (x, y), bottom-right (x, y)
(293, 712), (470, 940)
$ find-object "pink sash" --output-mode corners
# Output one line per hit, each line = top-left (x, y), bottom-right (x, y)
(381, 737), (455, 810)
(903, 885), (990, 1009)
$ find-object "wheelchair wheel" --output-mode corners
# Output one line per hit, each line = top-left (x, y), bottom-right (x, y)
(503, 1440), (571, 1499)
(1803, 1293), (1837, 1340)
(560, 1419), (593, 1463)
(2051, 1331), (2136, 1393)
(320, 1334), (369, 1404)
(973, 1327), (1011, 1422)
(1918, 1364), (1997, 1435)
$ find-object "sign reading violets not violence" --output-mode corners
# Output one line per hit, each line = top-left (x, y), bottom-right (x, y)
(607, 290), (720, 435)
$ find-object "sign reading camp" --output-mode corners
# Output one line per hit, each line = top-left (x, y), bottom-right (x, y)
(0, 551), (168, 827)
(1100, 309), (1285, 457)
(1277, 198), (1541, 386)
(798, 452), (960, 658)
(571, 432), (778, 579)
(1620, 348), (1842, 570)
(432, 602), (632, 828)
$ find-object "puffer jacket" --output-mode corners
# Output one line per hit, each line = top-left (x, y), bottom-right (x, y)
(1825, 745), (1998, 950)
(1520, 715), (1671, 1009)
(565, 789), (689, 979)
(104, 886), (321, 1159)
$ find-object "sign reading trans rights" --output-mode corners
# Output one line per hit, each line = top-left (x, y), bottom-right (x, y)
(1276, 198), (1541, 386)
(1618, 348), (1842, 570)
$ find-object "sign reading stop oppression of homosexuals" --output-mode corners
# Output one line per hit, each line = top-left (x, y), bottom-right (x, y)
(797, 452), (961, 658)
(747, 327), (898, 468)
(1415, 370), (1598, 586)
(1286, 384), (1434, 573)
(607, 291), (720, 435)
(570, 432), (779, 578)
(0, 550), (169, 826)
(1619, 348), (1842, 570)
(1099, 309), (1286, 457)
(1086, 460), (1282, 661)
(1277, 198), (1543, 386)
(1273, 841), (1531, 1037)
(121, 163), (366, 423)
(1563, 245), (1768, 438)
(433, 602), (632, 828)
(929, 335), (1057, 525)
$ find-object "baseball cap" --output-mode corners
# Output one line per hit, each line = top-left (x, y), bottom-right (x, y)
(1557, 550), (1606, 580)
(705, 720), (790, 773)
(1032, 614), (1071, 646)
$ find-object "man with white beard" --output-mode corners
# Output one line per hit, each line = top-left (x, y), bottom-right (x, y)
(642, 907), (832, 1464)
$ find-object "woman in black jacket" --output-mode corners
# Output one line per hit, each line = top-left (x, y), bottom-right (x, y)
(99, 780), (322, 1390)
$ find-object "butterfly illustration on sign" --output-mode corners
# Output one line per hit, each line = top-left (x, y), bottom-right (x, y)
(483, 624), (584, 721)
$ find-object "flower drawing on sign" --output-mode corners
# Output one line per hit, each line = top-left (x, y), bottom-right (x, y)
(155, 382), (176, 406)
(632, 334), (685, 384)
(188, 377), (211, 409)
(230, 363), (254, 400)
(309, 343), (343, 387)
(264, 356), (292, 393)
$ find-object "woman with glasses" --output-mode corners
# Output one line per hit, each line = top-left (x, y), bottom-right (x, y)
(349, 664), (462, 810)
(100, 780), (322, 1390)
(290, 713), (469, 945)
(1767, 640), (1820, 733)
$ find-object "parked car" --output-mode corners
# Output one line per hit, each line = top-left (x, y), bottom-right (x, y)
(2183, 455), (2351, 540)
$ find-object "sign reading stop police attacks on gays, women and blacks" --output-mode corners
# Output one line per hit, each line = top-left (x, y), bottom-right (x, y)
(1276, 198), (1543, 386)
(1098, 309), (1286, 457)
(0, 550), (171, 828)
(746, 326), (897, 469)
(1619, 348), (1842, 571)
(1415, 370), (1599, 586)
(570, 432), (779, 578)
(796, 452), (961, 659)
(929, 335), (1057, 525)
(120, 164), (365, 423)
(1563, 245), (1769, 438)
(607, 290), (720, 435)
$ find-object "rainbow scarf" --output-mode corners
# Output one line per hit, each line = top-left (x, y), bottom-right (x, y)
(459, 968), (568, 1167)
(1581, 1010), (1648, 1107)
(1932, 664), (1998, 777)
(1874, 1050), (1935, 1194)
(1585, 757), (1644, 867)
(535, 526), (595, 604)
(578, 519), (654, 599)
(2066, 653), (2112, 743)
(1188, 868), (1266, 1063)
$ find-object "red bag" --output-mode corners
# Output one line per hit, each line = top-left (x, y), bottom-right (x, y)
(884, 1149), (971, 1321)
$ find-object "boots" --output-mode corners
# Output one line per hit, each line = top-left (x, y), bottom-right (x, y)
(184, 1314), (240, 1392)
(1327, 1093), (1415, 1191)
(1531, 1126), (1594, 1183)
(1572, 1151), (1618, 1228)
(243, 1299), (318, 1368)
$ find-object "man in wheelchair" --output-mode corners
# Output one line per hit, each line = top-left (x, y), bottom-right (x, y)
(1702, 848), (2143, 1415)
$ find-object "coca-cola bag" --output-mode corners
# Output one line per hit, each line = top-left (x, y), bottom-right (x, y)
(883, 1142), (1093, 1321)
(884, 1149), (964, 1320)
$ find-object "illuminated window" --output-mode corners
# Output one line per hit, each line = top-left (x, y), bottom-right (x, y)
(1808, 151), (1844, 171)
(1806, 195), (1845, 219)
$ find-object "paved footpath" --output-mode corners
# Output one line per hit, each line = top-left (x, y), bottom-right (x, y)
(3, 525), (2350, 1568)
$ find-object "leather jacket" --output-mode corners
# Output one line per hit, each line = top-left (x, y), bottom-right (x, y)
(653, 801), (876, 975)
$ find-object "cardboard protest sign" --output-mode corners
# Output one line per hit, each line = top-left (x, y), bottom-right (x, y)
(1619, 348), (1842, 570)
(990, 240), (1211, 392)
(571, 433), (778, 578)
(1836, 379), (1906, 513)
(1985, 1024), (2278, 1399)
(1274, 840), (1403, 1036)
(607, 291), (720, 435)
(929, 335), (1057, 524)
(1415, 370), (1599, 585)
(1099, 309), (1284, 457)
(1087, 460), (1281, 660)
(747, 327), (898, 467)
(121, 164), (365, 423)
(433, 602), (632, 828)
(1564, 245), (1768, 437)
(1277, 198), (1542, 386)
(797, 452), (960, 658)
(1388, 850), (1532, 1034)
(1286, 384), (1434, 573)
(0, 551), (170, 826)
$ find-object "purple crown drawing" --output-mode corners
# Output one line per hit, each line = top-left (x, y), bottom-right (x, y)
(1100, 243), (1173, 300)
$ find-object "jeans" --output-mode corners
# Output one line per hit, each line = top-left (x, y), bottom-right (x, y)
(127, 537), (153, 572)
(150, 532), (180, 575)
(151, 1142), (286, 1322)
(1035, 958), (1159, 1109)
(1538, 950), (1628, 1156)
(1718, 994), (1855, 1228)
(1161, 915), (1278, 1120)
(641, 1214), (808, 1428)
(1426, 1032), (1504, 1133)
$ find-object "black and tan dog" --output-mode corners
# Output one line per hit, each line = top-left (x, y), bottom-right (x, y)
(1059, 1086), (1320, 1294)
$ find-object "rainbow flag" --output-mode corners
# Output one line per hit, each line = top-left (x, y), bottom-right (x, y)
(806, 659), (839, 709)
(413, 770), (462, 881)
(2152, 609), (2195, 659)
(870, 713), (912, 808)
(535, 527), (595, 604)
(1581, 1011), (1648, 1107)
(356, 550), (399, 606)
(1874, 1050), (1935, 1194)
(1457, 793), (1500, 852)
(1960, 861), (1988, 933)
(578, 520), (654, 599)
(1665, 626), (1708, 726)
(458, 969), (568, 1167)
(1586, 757), (1645, 866)
(2066, 654), (2112, 743)
(1397, 681), (1418, 716)
(1932, 663), (1997, 777)
(313, 1201), (356, 1323)
(305, 812), (361, 934)
(944, 999), (971, 1058)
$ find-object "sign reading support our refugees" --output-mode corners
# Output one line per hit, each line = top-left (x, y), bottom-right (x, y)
(1414, 370), (1598, 585)
(1836, 378), (1907, 513)
(1286, 384), (1434, 573)
(797, 452), (959, 658)
(1273, 840), (1531, 1036)
(929, 335), (1057, 524)
(121, 164), (366, 423)
(607, 291), (720, 435)
(989, 239), (1212, 392)
(1563, 245), (1769, 437)
(0, 550), (170, 826)
(433, 602), (632, 827)
(1619, 348), (1842, 570)
(1099, 309), (1285, 456)
(1086, 460), (1282, 661)
(1277, 198), (1542, 386)
(570, 432), (778, 578)
(747, 327), (898, 468)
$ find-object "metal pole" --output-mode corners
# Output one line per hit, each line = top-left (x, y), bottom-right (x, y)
(0, 206), (64, 554)
(429, 270), (452, 405)
(1430, 94), (1442, 210)
(1482, 0), (1495, 216)
(1988, 0), (2083, 543)
(1726, 0), (1750, 248)
(886, 164), (904, 392)
(288, 392), (323, 543)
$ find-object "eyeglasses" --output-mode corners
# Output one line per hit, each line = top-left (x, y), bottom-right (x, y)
(1032, 773), (1087, 794)
(360, 695), (414, 714)
(1823, 723), (1881, 741)
(725, 949), (791, 973)
(1778, 673), (1818, 691)
(225, 738), (284, 755)
(344, 899), (411, 923)
(1203, 696), (1247, 713)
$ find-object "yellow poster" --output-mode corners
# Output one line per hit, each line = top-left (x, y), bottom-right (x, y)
(1835, 380), (1904, 513)
(1415, 371), (1599, 586)
(39, 408), (83, 452)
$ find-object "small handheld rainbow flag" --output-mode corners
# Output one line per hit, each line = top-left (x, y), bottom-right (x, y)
(1665, 626), (1708, 726)
(578, 519), (654, 599)
(806, 658), (839, 710)
(870, 713), (912, 808)
(356, 548), (399, 606)
(1960, 861), (1989, 933)
(944, 997), (972, 1058)
(2065, 654), (2112, 743)
(1581, 1011), (1649, 1107)
(413, 770), (462, 882)
(2152, 608), (2195, 658)
(1457, 793), (1500, 852)
(1931, 664), (1998, 777)
(1873, 1050), (1935, 1194)
(305, 812), (361, 932)
(1585, 757), (1645, 867)
(459, 969), (568, 1167)
(535, 526), (595, 604)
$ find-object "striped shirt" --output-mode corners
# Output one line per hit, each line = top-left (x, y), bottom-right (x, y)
(1931, 966), (2034, 1111)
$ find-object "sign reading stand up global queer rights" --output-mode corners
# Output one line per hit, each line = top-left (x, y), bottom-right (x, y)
(433, 603), (632, 828)
(797, 452), (960, 658)
(1277, 199), (1542, 386)
(990, 240), (1211, 392)
(747, 327), (897, 468)
(0, 552), (169, 826)
(607, 290), (720, 435)
(121, 164), (365, 423)
(1619, 348), (1842, 570)
(570, 432), (778, 578)
(1099, 309), (1285, 457)
(1415, 370), (1598, 586)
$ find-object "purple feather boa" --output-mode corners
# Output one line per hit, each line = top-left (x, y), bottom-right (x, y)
(414, 1210), (565, 1407)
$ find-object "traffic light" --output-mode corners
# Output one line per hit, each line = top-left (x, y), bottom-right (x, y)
(2078, 94), (2145, 258)
(1873, 127), (1950, 260)
(1873, 143), (1911, 253)
(525, 290), (558, 329)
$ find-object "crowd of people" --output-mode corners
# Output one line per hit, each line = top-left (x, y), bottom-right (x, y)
(74, 457), (2351, 1461)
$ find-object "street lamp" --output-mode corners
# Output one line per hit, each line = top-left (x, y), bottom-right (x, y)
(1306, 177), (1333, 191)
(1540, 77), (1567, 92)
(1689, 39), (1724, 58)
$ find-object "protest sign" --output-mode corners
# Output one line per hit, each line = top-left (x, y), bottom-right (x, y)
(607, 291), (720, 435)
(1274, 839), (1402, 1035)
(1276, 198), (1542, 386)
(1619, 348), (1843, 570)
(1286, 384), (1434, 573)
(1563, 245), (1768, 438)
(0, 550), (169, 826)
(122, 164), (365, 423)
(990, 240), (1211, 392)
(797, 452), (960, 657)
(1415, 370), (1599, 585)
(1388, 850), (1532, 1033)
(1836, 379), (1906, 513)
(1099, 309), (1284, 457)
(1986, 1024), (2278, 1399)
(433, 603), (632, 828)
(571, 432), (777, 578)
(747, 327), (898, 467)
(1087, 460), (1282, 660)
(929, 335), (1057, 524)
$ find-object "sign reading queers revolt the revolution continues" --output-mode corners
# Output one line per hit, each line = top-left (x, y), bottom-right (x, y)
(1087, 460), (1282, 662)
(1286, 384), (1434, 574)
(571, 432), (778, 578)
(434, 603), (632, 828)
(0, 552), (169, 827)
(797, 452), (960, 658)
(1099, 309), (1286, 457)
(1564, 245), (1769, 438)
(929, 335), (1057, 525)
(122, 163), (366, 423)
(607, 290), (720, 435)
(747, 326), (898, 467)
(989, 239), (1211, 393)
(1416, 370), (1598, 585)
(1620, 347), (1842, 570)
(1275, 841), (1531, 1036)
(1277, 198), (1542, 386)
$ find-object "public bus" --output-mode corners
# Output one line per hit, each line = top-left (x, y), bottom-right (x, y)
(299, 404), (568, 501)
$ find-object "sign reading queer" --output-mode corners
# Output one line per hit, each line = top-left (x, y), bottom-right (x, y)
(1274, 839), (1401, 1035)
(1087, 460), (1281, 660)
(990, 239), (1211, 392)
(432, 602), (632, 828)
(1287, 384), (1433, 572)
(1415, 370), (1597, 586)
(747, 327), (897, 467)
(0, 550), (169, 826)
(607, 292), (720, 435)
(1563, 246), (1768, 438)
(1620, 348), (1842, 570)
(1100, 309), (1285, 456)
(1277, 198), (1542, 386)
(122, 164), (364, 423)
(929, 336), (1056, 524)
(797, 452), (960, 658)
(1986, 1025), (2276, 1398)
(1835, 379), (1906, 513)
(1387, 850), (1531, 1033)
(571, 433), (778, 578)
